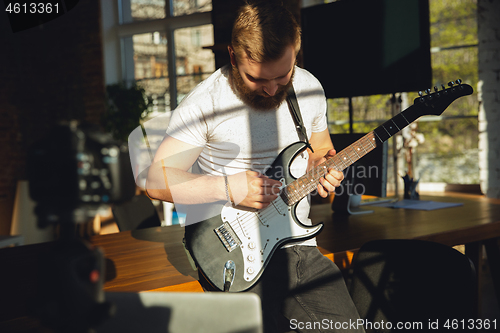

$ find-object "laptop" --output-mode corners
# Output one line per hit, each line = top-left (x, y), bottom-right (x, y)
(96, 291), (263, 333)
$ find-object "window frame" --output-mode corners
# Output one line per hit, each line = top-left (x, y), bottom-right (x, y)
(101, 0), (212, 110)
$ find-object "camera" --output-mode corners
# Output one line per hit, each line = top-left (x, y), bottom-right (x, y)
(26, 121), (136, 332)
(27, 121), (136, 227)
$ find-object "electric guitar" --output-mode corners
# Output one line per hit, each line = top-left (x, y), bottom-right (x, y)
(184, 80), (473, 292)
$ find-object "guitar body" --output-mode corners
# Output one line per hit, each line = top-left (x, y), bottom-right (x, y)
(184, 141), (324, 292)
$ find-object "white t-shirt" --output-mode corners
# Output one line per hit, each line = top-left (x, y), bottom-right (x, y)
(167, 65), (328, 246)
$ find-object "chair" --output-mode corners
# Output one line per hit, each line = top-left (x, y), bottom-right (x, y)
(349, 239), (477, 332)
(112, 195), (162, 231)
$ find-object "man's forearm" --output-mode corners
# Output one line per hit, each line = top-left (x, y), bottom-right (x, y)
(146, 161), (226, 205)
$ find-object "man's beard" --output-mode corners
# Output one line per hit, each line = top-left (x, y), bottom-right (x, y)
(230, 65), (294, 111)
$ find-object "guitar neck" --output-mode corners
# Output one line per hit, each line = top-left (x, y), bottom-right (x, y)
(281, 103), (422, 206)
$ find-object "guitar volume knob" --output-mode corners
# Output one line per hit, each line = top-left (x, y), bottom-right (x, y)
(247, 254), (255, 262)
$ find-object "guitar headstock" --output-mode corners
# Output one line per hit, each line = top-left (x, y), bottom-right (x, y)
(413, 79), (473, 116)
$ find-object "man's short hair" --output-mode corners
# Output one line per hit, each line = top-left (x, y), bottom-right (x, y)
(231, 0), (301, 63)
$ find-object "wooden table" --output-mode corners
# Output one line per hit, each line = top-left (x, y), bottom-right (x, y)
(1, 193), (500, 331)
(314, 193), (500, 253)
(90, 194), (500, 292)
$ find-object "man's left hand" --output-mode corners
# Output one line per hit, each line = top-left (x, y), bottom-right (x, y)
(314, 149), (344, 198)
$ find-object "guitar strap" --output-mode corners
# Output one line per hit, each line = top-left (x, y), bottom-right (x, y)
(286, 85), (314, 153)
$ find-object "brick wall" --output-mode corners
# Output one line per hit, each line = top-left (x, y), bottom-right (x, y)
(0, 0), (105, 234)
(478, 0), (500, 198)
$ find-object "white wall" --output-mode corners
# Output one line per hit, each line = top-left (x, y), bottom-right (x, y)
(478, 0), (500, 198)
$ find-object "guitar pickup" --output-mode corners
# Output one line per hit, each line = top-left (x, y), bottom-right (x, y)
(214, 223), (241, 253)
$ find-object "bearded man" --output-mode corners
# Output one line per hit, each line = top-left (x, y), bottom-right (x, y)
(147, 1), (364, 332)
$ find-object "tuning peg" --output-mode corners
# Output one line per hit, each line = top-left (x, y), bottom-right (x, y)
(448, 81), (455, 87)
(456, 79), (462, 84)
(418, 91), (423, 97)
(441, 84), (446, 90)
(426, 88), (431, 94)
(434, 86), (441, 97)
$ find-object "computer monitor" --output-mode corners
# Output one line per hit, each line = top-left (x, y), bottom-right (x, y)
(330, 133), (388, 214)
(301, 0), (431, 98)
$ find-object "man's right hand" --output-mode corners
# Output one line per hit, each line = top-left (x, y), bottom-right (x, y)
(228, 171), (282, 210)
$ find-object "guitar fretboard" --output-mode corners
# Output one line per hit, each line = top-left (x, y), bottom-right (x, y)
(280, 105), (419, 206)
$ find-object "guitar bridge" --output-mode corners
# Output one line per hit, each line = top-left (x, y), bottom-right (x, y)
(214, 223), (241, 252)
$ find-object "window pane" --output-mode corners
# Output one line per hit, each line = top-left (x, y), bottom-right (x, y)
(327, 94), (394, 134)
(140, 78), (171, 112)
(127, 0), (212, 20)
(132, 32), (170, 112)
(130, 0), (166, 21)
(417, 118), (479, 184)
(173, 0), (212, 16)
(174, 24), (215, 103)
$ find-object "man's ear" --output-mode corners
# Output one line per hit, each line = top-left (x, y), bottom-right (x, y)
(228, 45), (237, 67)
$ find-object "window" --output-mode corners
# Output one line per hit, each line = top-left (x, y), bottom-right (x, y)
(419, 0), (478, 185)
(102, 0), (214, 115)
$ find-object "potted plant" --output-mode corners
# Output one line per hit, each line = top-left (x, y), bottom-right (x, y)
(102, 83), (152, 142)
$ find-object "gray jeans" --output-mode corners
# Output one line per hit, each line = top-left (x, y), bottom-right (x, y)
(200, 246), (365, 333)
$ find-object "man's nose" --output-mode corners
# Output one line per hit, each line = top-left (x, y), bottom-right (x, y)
(263, 81), (279, 96)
